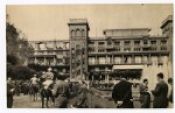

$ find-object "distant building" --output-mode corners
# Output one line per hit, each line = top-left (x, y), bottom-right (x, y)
(28, 15), (173, 89)
(28, 40), (70, 76)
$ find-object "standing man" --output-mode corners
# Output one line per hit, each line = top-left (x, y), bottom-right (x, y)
(7, 77), (15, 108)
(73, 80), (88, 108)
(30, 74), (39, 101)
(45, 67), (54, 80)
(30, 74), (39, 86)
(139, 79), (151, 108)
(52, 76), (70, 108)
(112, 76), (134, 108)
(151, 73), (168, 108)
(168, 77), (173, 108)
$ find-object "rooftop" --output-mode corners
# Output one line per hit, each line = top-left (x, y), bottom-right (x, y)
(69, 18), (88, 24)
(103, 28), (151, 37)
(161, 15), (173, 28)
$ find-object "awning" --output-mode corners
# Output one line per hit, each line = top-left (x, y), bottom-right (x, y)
(112, 65), (143, 70)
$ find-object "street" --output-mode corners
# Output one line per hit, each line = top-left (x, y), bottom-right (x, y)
(13, 89), (143, 108)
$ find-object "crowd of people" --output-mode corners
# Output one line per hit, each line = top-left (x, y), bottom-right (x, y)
(7, 67), (89, 108)
(112, 73), (173, 108)
(7, 68), (173, 108)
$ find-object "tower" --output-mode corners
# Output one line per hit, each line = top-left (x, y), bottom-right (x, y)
(68, 19), (90, 80)
(161, 15), (173, 78)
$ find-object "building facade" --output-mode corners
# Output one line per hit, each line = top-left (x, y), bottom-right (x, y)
(28, 15), (173, 89)
(28, 40), (70, 76)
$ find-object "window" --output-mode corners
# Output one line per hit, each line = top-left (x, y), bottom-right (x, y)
(124, 41), (130, 46)
(151, 47), (157, 51)
(89, 41), (94, 44)
(151, 40), (156, 45)
(88, 47), (95, 52)
(115, 48), (120, 51)
(81, 29), (85, 36)
(107, 41), (112, 45)
(98, 42), (105, 45)
(57, 59), (63, 64)
(161, 40), (167, 45)
(134, 48), (140, 51)
(76, 44), (80, 49)
(161, 46), (167, 51)
(134, 40), (140, 45)
(76, 29), (81, 36)
(98, 49), (105, 52)
(71, 30), (76, 36)
(143, 40), (148, 45)
(124, 48), (131, 51)
(114, 41), (120, 46)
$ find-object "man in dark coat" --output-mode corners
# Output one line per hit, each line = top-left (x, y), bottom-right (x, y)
(139, 79), (151, 108)
(112, 77), (133, 108)
(151, 73), (168, 108)
(52, 77), (70, 108)
(168, 77), (173, 108)
(73, 80), (88, 108)
(7, 77), (15, 108)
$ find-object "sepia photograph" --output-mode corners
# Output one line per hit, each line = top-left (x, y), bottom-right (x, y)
(6, 4), (173, 108)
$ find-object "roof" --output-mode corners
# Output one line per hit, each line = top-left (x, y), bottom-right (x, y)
(88, 35), (167, 41)
(104, 28), (151, 32)
(161, 15), (173, 28)
(68, 18), (90, 30)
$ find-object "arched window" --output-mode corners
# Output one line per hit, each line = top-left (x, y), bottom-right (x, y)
(81, 29), (85, 36)
(76, 29), (81, 37)
(71, 30), (76, 37)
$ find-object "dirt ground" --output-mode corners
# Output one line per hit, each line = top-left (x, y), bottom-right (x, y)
(12, 92), (143, 108)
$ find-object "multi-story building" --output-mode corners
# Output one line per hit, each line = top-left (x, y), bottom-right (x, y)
(28, 15), (173, 89)
(28, 40), (70, 75)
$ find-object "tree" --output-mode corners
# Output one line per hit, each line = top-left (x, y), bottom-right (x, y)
(7, 63), (36, 80)
(6, 14), (34, 65)
(6, 14), (34, 80)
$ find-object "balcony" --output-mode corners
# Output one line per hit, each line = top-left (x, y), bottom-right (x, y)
(106, 44), (114, 49)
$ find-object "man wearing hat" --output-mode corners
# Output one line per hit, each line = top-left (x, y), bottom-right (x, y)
(112, 76), (134, 108)
(45, 67), (54, 80)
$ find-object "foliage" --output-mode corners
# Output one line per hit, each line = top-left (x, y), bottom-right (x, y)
(6, 15), (34, 80)
(6, 18), (34, 65)
(28, 64), (49, 72)
(7, 65), (36, 80)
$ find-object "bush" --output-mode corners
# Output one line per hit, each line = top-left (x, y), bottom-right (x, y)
(7, 65), (36, 80)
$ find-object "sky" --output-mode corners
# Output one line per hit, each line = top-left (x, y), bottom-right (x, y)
(6, 4), (173, 41)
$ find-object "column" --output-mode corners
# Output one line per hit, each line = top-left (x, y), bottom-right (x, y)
(53, 57), (56, 65)
(105, 73), (109, 83)
(44, 57), (46, 65)
(112, 55), (114, 64)
(132, 54), (135, 64)
(96, 56), (98, 64)
(122, 55), (124, 64)
(34, 57), (37, 64)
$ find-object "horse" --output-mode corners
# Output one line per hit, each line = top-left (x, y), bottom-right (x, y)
(40, 79), (55, 108)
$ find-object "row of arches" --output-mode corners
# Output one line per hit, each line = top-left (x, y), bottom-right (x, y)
(71, 29), (86, 37)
